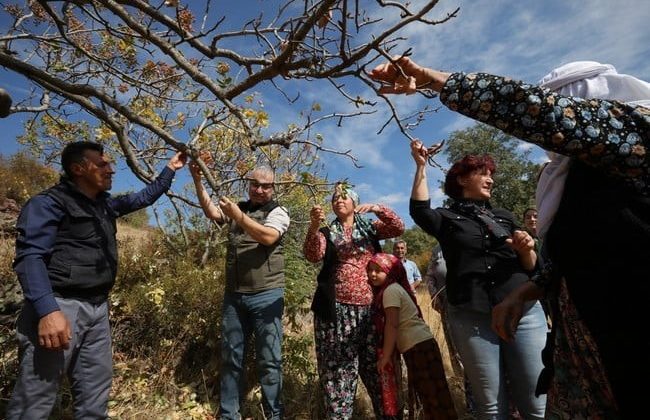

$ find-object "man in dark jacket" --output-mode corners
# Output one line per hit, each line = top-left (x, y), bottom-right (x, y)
(7, 141), (186, 419)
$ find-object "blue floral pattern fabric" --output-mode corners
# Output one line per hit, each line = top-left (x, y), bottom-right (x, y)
(440, 72), (650, 195)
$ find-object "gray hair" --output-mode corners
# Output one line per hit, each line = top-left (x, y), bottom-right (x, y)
(249, 166), (275, 182)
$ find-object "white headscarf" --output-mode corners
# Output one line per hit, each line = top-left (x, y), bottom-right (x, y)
(535, 61), (650, 239)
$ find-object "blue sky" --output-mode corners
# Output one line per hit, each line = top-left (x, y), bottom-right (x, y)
(1, 0), (649, 227)
(296, 0), (650, 224)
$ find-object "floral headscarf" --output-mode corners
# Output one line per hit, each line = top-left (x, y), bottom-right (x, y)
(328, 182), (376, 251)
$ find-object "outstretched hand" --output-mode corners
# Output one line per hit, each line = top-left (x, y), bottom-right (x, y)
(369, 56), (450, 95)
(167, 152), (188, 171)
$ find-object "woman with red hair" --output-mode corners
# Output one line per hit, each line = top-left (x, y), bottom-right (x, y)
(408, 149), (548, 419)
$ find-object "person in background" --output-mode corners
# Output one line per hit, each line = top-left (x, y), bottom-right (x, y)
(304, 182), (404, 419)
(369, 56), (649, 418)
(7, 142), (186, 419)
(392, 240), (422, 291)
(368, 252), (457, 420)
(190, 163), (289, 420)
(522, 208), (538, 248)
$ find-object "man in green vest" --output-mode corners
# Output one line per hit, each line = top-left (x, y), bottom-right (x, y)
(190, 163), (289, 420)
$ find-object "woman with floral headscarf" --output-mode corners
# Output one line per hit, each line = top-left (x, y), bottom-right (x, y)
(369, 56), (650, 418)
(368, 252), (457, 420)
(304, 182), (404, 419)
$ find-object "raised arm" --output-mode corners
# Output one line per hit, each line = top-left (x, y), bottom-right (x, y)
(189, 160), (225, 223)
(410, 140), (430, 201)
(356, 203), (404, 239)
(110, 152), (187, 216)
(439, 72), (649, 184)
(409, 140), (444, 236)
(370, 56), (650, 193)
(303, 205), (327, 262)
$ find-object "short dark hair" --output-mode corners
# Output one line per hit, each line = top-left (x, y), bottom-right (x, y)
(61, 141), (104, 178)
(444, 154), (496, 200)
(523, 207), (537, 219)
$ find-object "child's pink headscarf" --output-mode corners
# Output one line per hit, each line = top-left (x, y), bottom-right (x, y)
(368, 253), (422, 320)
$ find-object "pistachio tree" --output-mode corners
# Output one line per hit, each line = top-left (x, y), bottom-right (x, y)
(0, 0), (457, 237)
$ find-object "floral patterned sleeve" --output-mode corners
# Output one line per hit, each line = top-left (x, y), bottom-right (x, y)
(440, 72), (650, 194)
(303, 228), (326, 263)
(372, 204), (405, 240)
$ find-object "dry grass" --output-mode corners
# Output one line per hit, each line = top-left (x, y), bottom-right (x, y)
(116, 221), (155, 246)
(0, 227), (472, 420)
(416, 288), (472, 420)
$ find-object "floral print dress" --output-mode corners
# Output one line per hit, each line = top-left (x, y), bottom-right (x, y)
(304, 205), (404, 419)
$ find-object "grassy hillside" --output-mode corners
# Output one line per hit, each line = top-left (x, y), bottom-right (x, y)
(1, 221), (376, 419)
(1, 217), (469, 419)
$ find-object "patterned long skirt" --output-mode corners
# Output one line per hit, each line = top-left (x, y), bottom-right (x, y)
(403, 338), (458, 420)
(314, 302), (392, 419)
(545, 279), (618, 419)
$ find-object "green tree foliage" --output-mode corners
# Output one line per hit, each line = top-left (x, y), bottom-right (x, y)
(386, 226), (439, 273)
(0, 153), (58, 205)
(399, 225), (439, 257)
(444, 123), (541, 221)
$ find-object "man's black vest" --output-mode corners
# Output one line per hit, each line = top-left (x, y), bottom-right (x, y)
(42, 180), (118, 302)
(225, 200), (285, 293)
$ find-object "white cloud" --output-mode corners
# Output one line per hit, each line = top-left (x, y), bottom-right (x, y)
(375, 191), (408, 206)
(517, 142), (535, 152)
(263, 0), (650, 206)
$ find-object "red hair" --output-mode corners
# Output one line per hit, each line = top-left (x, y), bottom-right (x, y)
(444, 154), (496, 200)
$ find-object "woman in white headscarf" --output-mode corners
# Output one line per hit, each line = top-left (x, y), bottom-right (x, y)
(369, 57), (649, 419)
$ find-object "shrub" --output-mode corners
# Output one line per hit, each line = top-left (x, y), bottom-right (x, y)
(0, 153), (57, 206)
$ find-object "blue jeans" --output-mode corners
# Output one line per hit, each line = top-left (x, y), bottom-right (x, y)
(447, 301), (547, 420)
(7, 298), (112, 420)
(220, 288), (284, 420)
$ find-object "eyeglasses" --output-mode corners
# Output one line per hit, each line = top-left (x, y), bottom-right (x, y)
(249, 181), (273, 190)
